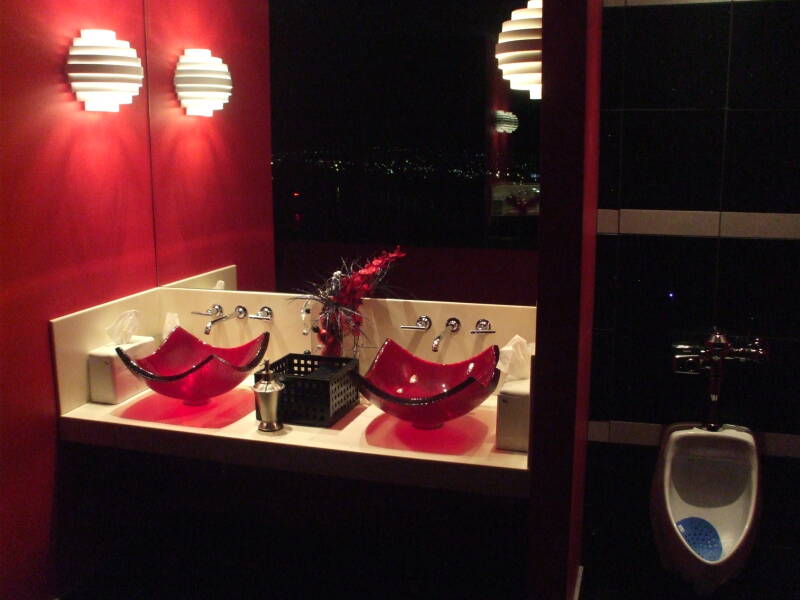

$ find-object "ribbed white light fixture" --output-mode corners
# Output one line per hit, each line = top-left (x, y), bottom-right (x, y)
(495, 110), (519, 133)
(174, 49), (233, 117)
(495, 0), (543, 100)
(66, 29), (144, 112)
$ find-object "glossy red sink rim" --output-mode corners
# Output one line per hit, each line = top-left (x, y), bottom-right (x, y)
(116, 326), (268, 403)
(353, 338), (500, 428)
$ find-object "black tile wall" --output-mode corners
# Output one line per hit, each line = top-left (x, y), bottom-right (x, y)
(593, 2), (800, 435)
(616, 236), (718, 336)
(729, 0), (800, 110)
(588, 5), (799, 593)
(600, 7), (624, 109)
(724, 110), (800, 213)
(623, 4), (730, 109)
(598, 111), (622, 209)
(621, 110), (725, 211)
(717, 239), (800, 339)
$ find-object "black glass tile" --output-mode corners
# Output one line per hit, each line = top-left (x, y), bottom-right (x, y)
(617, 235), (718, 336)
(624, 4), (730, 109)
(722, 338), (800, 436)
(590, 329), (615, 422)
(730, 1), (800, 110)
(621, 110), (724, 211)
(612, 331), (661, 423)
(599, 110), (622, 210)
(594, 234), (619, 330)
(601, 6), (625, 109)
(717, 239), (800, 339)
(723, 110), (800, 213)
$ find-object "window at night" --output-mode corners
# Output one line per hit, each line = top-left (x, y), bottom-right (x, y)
(270, 0), (539, 249)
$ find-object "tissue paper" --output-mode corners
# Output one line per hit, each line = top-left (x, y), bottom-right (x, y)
(497, 334), (535, 381)
(104, 309), (141, 345)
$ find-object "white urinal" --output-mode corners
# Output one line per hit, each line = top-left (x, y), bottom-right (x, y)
(651, 423), (760, 595)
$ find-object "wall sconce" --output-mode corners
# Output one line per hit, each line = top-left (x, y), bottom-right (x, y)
(174, 49), (233, 117)
(495, 110), (519, 133)
(66, 29), (144, 112)
(495, 0), (542, 100)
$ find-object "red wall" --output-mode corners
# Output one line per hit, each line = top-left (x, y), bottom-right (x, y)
(278, 240), (538, 306)
(146, 0), (274, 291)
(0, 2), (273, 597)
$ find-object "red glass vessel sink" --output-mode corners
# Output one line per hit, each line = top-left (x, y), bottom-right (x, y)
(354, 338), (500, 429)
(116, 326), (268, 405)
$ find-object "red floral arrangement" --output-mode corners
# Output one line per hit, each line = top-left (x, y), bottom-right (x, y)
(303, 247), (405, 356)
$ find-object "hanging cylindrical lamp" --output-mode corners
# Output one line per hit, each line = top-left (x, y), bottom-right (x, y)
(66, 29), (144, 112)
(174, 49), (233, 117)
(495, 0), (543, 100)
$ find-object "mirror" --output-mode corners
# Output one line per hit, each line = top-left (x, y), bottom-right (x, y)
(151, 0), (540, 305)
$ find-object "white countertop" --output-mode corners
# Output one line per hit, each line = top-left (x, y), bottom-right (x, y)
(60, 391), (529, 498)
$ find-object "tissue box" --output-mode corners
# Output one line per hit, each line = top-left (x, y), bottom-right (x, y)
(88, 335), (156, 404)
(496, 378), (530, 452)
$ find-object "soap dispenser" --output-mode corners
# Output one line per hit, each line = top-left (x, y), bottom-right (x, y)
(252, 361), (284, 432)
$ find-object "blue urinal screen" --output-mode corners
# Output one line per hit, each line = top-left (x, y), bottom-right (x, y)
(676, 517), (722, 561)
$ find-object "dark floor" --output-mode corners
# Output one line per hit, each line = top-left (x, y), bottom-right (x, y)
(56, 444), (529, 599)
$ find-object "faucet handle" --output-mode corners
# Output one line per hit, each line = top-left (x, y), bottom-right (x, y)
(444, 317), (461, 332)
(400, 315), (432, 331)
(248, 306), (273, 321)
(470, 319), (495, 334)
(192, 303), (223, 317)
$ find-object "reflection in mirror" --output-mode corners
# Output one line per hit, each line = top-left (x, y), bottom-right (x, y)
(270, 0), (540, 305)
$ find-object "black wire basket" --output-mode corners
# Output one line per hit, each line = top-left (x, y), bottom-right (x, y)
(255, 354), (359, 427)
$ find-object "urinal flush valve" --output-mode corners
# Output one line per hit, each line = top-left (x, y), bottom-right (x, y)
(672, 328), (768, 431)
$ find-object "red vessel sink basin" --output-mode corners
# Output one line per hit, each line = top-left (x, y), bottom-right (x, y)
(354, 338), (500, 429)
(116, 326), (268, 405)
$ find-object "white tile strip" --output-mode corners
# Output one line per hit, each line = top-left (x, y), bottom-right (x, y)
(720, 212), (800, 240)
(619, 209), (721, 237)
(609, 420), (664, 446)
(588, 419), (611, 442)
(597, 209), (620, 234)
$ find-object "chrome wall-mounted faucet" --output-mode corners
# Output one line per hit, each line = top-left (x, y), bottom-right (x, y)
(192, 304), (272, 334)
(203, 305), (248, 335)
(400, 315), (432, 331)
(432, 317), (460, 352)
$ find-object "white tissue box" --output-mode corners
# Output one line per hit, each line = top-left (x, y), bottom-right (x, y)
(88, 335), (156, 404)
(496, 378), (530, 452)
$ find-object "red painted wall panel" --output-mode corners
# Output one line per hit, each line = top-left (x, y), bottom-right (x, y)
(277, 240), (538, 306)
(146, 0), (274, 291)
(0, 2), (154, 598)
(0, 2), (275, 597)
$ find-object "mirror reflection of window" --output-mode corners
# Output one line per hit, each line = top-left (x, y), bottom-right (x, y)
(270, 0), (539, 251)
